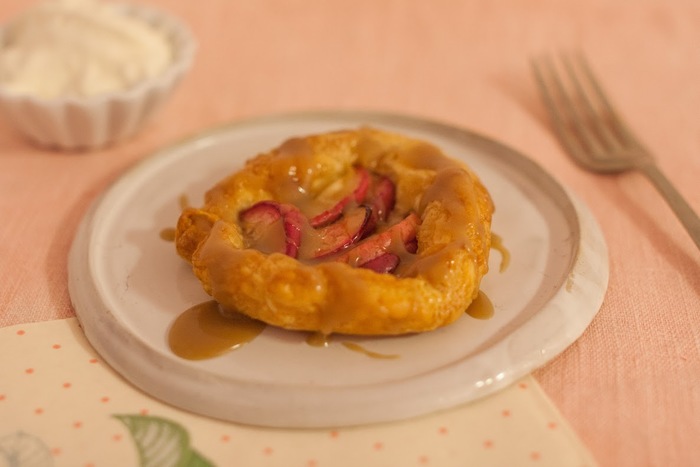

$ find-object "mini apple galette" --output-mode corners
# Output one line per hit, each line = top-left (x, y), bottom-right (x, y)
(175, 128), (494, 336)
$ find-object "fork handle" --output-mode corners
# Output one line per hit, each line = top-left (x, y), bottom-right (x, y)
(638, 162), (700, 251)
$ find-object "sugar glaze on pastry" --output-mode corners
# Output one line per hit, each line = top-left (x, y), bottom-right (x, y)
(175, 128), (494, 336)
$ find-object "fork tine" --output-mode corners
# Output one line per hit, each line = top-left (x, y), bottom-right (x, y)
(573, 52), (645, 151)
(559, 53), (621, 153)
(531, 56), (594, 168)
(533, 53), (700, 249)
(532, 52), (648, 172)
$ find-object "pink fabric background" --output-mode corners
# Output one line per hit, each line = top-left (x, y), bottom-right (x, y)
(1, 0), (699, 465)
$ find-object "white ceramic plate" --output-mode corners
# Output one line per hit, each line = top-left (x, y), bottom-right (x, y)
(68, 111), (608, 428)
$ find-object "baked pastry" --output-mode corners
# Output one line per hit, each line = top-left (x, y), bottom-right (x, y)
(175, 127), (494, 335)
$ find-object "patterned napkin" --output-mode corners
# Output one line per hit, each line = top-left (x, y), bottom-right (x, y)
(1, 318), (597, 467)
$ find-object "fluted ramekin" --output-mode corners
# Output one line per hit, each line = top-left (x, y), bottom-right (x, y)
(0, 3), (196, 150)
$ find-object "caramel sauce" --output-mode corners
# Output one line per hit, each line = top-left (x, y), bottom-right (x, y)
(169, 307), (401, 360)
(341, 342), (400, 359)
(245, 218), (286, 253)
(168, 301), (266, 360)
(193, 130), (493, 336)
(466, 290), (494, 320)
(269, 137), (316, 203)
(306, 333), (400, 359)
(490, 233), (510, 272)
(306, 331), (331, 347)
(159, 227), (176, 242)
(310, 169), (359, 213)
(403, 142), (457, 171)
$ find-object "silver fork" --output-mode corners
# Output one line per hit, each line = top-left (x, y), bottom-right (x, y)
(532, 52), (700, 251)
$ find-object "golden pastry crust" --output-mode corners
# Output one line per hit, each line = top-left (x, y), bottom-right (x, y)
(175, 128), (494, 335)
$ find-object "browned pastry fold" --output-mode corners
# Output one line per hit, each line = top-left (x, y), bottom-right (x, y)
(175, 127), (494, 335)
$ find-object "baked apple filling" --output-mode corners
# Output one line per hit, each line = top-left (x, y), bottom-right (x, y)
(237, 167), (418, 274)
(175, 128), (494, 336)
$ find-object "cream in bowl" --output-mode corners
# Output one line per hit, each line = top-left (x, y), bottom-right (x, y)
(0, 0), (196, 150)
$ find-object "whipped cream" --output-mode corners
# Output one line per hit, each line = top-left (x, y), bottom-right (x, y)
(0, 0), (172, 98)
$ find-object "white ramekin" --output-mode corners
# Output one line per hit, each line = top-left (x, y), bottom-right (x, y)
(0, 3), (196, 150)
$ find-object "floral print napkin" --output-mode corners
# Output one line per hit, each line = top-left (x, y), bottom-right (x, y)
(1, 318), (597, 467)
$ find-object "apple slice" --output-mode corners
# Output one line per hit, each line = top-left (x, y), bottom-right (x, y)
(404, 236), (418, 254)
(239, 201), (304, 258)
(238, 201), (282, 249)
(338, 212), (420, 266)
(279, 204), (304, 258)
(369, 175), (396, 223)
(359, 253), (400, 274)
(239, 200), (281, 225)
(352, 174), (396, 236)
(310, 205), (372, 258)
(310, 166), (370, 228)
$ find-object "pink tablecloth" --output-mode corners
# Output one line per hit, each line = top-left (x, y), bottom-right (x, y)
(1, 1), (699, 466)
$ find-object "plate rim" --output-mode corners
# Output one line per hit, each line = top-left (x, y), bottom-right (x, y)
(68, 109), (609, 427)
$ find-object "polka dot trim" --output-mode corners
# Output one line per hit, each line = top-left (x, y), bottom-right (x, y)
(0, 318), (595, 467)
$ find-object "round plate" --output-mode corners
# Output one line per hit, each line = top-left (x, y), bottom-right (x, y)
(68, 111), (608, 428)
